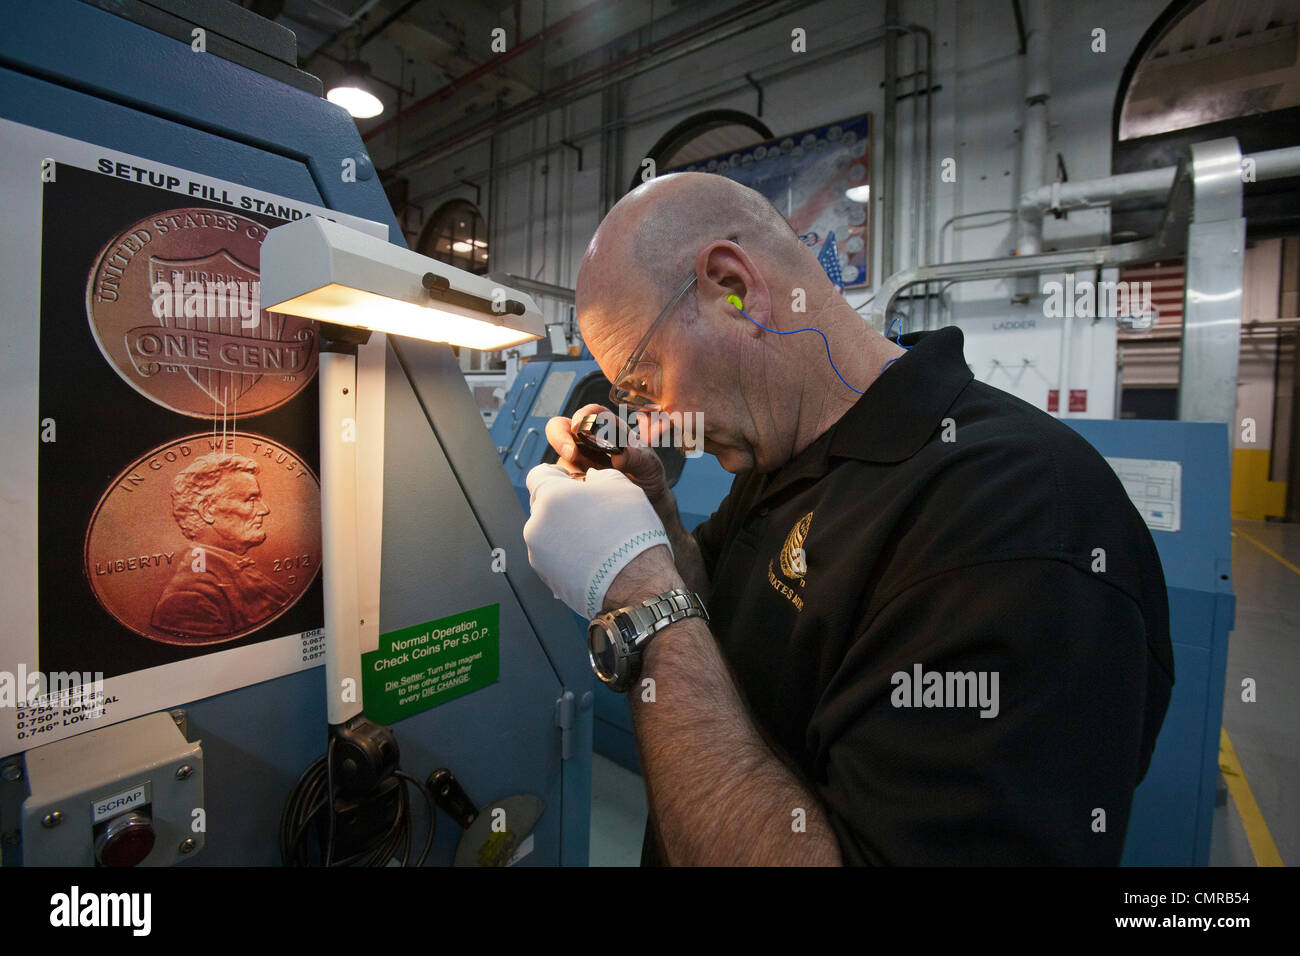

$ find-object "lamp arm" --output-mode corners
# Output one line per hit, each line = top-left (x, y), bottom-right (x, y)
(319, 344), (364, 726)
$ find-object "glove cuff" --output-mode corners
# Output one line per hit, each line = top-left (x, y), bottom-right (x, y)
(584, 527), (670, 619)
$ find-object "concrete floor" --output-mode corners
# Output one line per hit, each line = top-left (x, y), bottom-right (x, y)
(1211, 520), (1296, 866)
(588, 754), (646, 867)
(590, 519), (1297, 866)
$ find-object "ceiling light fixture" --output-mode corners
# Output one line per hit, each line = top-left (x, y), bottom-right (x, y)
(327, 60), (384, 119)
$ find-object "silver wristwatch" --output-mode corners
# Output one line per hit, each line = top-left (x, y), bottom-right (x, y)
(587, 588), (709, 693)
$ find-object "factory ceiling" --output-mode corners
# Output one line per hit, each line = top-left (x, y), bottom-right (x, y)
(252, 0), (722, 172)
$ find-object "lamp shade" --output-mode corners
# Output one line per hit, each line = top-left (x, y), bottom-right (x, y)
(260, 217), (545, 350)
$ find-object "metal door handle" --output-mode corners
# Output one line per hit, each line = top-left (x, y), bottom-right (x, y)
(513, 427), (539, 467)
(510, 380), (536, 423)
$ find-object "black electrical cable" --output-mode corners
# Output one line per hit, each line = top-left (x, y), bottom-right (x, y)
(324, 735), (337, 866)
(280, 746), (438, 867)
(396, 770), (437, 867)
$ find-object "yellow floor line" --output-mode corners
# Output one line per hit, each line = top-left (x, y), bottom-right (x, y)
(1234, 528), (1300, 577)
(1219, 727), (1284, 866)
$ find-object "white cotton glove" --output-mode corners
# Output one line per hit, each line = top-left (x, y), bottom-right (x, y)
(523, 464), (672, 619)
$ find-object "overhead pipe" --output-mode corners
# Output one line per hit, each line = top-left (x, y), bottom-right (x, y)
(881, 0), (897, 280)
(887, 23), (933, 326)
(1022, 167), (1175, 214)
(876, 21), (932, 328)
(1019, 145), (1300, 218)
(922, 24), (934, 328)
(1057, 297), (1073, 418)
(869, 235), (1172, 328)
(1015, 1), (1051, 257)
(1253, 145), (1300, 178)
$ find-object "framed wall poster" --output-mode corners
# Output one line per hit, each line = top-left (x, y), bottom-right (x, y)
(0, 119), (388, 754)
(665, 112), (872, 288)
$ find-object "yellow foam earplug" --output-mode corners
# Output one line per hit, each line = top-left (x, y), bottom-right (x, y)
(726, 294), (743, 310)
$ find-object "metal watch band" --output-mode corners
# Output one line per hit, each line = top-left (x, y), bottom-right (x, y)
(623, 588), (709, 648)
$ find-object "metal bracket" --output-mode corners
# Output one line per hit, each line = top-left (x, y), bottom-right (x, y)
(560, 139), (584, 171)
(744, 72), (764, 117)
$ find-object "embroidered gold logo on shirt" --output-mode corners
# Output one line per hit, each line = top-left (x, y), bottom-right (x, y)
(778, 511), (813, 582)
(767, 511), (812, 611)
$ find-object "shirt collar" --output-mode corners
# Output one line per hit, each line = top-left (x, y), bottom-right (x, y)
(829, 325), (973, 463)
(754, 326), (973, 505)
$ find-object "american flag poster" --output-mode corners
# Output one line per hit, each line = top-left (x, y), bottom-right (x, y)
(666, 113), (871, 288)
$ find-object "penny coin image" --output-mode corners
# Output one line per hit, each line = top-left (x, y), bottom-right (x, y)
(83, 432), (322, 646)
(85, 208), (318, 418)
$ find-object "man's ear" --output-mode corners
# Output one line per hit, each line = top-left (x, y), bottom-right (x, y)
(695, 240), (767, 325)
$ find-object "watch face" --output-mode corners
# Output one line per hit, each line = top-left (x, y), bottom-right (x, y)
(588, 623), (618, 681)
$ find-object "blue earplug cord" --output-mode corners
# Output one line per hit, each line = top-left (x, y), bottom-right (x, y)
(731, 301), (865, 395)
(727, 301), (914, 391)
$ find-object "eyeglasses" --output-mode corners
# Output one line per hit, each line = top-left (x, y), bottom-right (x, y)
(607, 271), (698, 412)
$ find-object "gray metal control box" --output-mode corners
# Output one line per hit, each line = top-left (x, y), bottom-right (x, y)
(21, 712), (204, 866)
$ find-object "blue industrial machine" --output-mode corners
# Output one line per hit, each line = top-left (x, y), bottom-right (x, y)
(1066, 419), (1234, 866)
(0, 0), (591, 866)
(491, 355), (733, 771)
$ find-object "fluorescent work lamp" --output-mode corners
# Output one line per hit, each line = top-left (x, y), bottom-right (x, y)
(261, 216), (544, 351)
(259, 219), (542, 858)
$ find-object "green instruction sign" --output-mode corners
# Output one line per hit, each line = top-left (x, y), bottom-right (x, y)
(362, 604), (499, 724)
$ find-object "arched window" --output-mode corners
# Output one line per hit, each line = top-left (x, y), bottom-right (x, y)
(1115, 0), (1300, 143)
(1112, 0), (1300, 240)
(630, 109), (773, 193)
(416, 198), (489, 275)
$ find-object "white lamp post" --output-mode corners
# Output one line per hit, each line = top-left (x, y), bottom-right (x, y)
(260, 217), (542, 782)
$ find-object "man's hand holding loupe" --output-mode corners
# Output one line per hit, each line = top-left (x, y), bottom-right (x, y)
(522, 406), (683, 619)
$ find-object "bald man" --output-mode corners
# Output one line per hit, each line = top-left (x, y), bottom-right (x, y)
(522, 172), (1173, 866)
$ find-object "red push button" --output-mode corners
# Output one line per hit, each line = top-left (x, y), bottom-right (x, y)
(94, 812), (156, 867)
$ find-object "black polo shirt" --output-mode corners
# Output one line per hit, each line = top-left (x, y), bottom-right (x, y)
(642, 325), (1174, 865)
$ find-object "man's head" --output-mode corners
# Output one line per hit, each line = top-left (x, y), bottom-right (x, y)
(577, 172), (886, 473)
(171, 453), (270, 555)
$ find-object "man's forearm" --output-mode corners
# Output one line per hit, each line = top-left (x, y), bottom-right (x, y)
(650, 488), (710, 600)
(627, 616), (842, 866)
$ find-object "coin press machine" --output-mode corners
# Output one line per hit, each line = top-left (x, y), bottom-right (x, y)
(0, 0), (591, 866)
